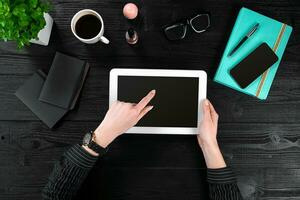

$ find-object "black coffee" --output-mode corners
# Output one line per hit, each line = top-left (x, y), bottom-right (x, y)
(75, 15), (102, 39)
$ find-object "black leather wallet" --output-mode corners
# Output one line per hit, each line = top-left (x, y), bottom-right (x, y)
(39, 52), (89, 109)
(15, 70), (68, 128)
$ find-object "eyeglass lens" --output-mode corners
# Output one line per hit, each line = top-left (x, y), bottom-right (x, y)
(190, 15), (210, 32)
(164, 23), (187, 40)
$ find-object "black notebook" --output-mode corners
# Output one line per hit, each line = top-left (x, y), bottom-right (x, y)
(15, 70), (68, 128)
(39, 52), (89, 109)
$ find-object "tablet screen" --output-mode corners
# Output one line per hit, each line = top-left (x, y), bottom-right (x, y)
(118, 76), (199, 127)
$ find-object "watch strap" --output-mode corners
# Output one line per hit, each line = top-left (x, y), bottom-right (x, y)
(88, 140), (108, 156)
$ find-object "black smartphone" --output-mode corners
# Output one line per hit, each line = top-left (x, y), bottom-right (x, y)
(230, 43), (278, 89)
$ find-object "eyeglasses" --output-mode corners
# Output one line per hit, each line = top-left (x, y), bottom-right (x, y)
(163, 14), (211, 41)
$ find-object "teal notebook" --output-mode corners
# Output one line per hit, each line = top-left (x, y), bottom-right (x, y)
(214, 7), (292, 100)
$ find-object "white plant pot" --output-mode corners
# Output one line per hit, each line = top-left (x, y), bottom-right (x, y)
(30, 13), (53, 46)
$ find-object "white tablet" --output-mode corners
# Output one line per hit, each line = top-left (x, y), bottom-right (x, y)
(109, 68), (207, 134)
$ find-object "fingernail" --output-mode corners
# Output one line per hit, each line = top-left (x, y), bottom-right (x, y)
(205, 99), (209, 106)
(149, 105), (154, 110)
(151, 89), (156, 94)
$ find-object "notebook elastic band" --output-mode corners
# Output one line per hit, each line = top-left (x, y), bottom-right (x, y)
(255, 23), (287, 97)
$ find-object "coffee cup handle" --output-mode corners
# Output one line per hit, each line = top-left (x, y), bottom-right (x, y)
(100, 36), (110, 44)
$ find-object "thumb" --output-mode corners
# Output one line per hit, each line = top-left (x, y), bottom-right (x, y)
(202, 99), (212, 121)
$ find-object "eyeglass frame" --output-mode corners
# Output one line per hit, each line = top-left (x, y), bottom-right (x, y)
(163, 13), (211, 40)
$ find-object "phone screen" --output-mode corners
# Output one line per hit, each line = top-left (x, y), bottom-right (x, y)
(230, 43), (278, 88)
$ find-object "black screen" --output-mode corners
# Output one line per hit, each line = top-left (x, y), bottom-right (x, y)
(230, 43), (278, 88)
(118, 76), (199, 127)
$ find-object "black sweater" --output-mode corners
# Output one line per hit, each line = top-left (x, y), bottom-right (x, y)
(42, 144), (243, 200)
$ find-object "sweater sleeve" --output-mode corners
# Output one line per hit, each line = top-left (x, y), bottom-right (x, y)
(42, 144), (98, 200)
(207, 167), (243, 200)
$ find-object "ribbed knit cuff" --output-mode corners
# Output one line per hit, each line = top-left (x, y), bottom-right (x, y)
(207, 167), (236, 184)
(64, 144), (99, 169)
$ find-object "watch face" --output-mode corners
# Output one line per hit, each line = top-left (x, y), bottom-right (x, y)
(82, 133), (92, 146)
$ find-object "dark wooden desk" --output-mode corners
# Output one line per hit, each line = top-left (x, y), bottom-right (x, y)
(0, 0), (300, 199)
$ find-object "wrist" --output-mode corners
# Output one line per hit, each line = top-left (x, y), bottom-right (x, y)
(199, 139), (219, 151)
(200, 141), (227, 169)
(201, 143), (221, 158)
(94, 127), (113, 148)
(82, 145), (99, 157)
(82, 130), (110, 157)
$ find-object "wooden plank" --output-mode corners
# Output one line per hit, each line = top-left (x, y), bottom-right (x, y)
(0, 0), (299, 199)
(236, 168), (300, 200)
(76, 168), (210, 200)
(1, 122), (299, 169)
(2, 166), (300, 200)
(83, 167), (300, 200)
(0, 1), (299, 74)
(0, 73), (299, 123)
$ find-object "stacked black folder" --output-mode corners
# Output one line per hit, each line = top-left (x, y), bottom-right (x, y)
(15, 52), (90, 128)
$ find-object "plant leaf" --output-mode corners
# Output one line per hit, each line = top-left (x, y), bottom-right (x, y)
(0, 0), (51, 48)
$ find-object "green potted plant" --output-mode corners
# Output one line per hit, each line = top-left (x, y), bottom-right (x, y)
(0, 0), (52, 48)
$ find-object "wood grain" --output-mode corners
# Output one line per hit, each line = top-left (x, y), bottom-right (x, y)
(0, 0), (300, 199)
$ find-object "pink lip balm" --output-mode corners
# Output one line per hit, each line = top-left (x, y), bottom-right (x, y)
(123, 3), (138, 19)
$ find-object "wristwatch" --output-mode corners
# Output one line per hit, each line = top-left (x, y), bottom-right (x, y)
(82, 131), (108, 156)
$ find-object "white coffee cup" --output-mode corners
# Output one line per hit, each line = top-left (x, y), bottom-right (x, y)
(71, 9), (109, 44)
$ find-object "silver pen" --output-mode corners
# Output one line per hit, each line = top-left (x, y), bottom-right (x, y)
(228, 23), (260, 56)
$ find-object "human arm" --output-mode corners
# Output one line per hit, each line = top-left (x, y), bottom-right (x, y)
(42, 90), (156, 200)
(198, 100), (243, 200)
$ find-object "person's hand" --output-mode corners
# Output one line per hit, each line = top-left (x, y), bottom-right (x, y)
(93, 89), (156, 149)
(197, 99), (226, 169)
(197, 99), (219, 148)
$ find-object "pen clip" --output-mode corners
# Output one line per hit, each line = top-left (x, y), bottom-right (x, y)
(247, 23), (259, 37)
